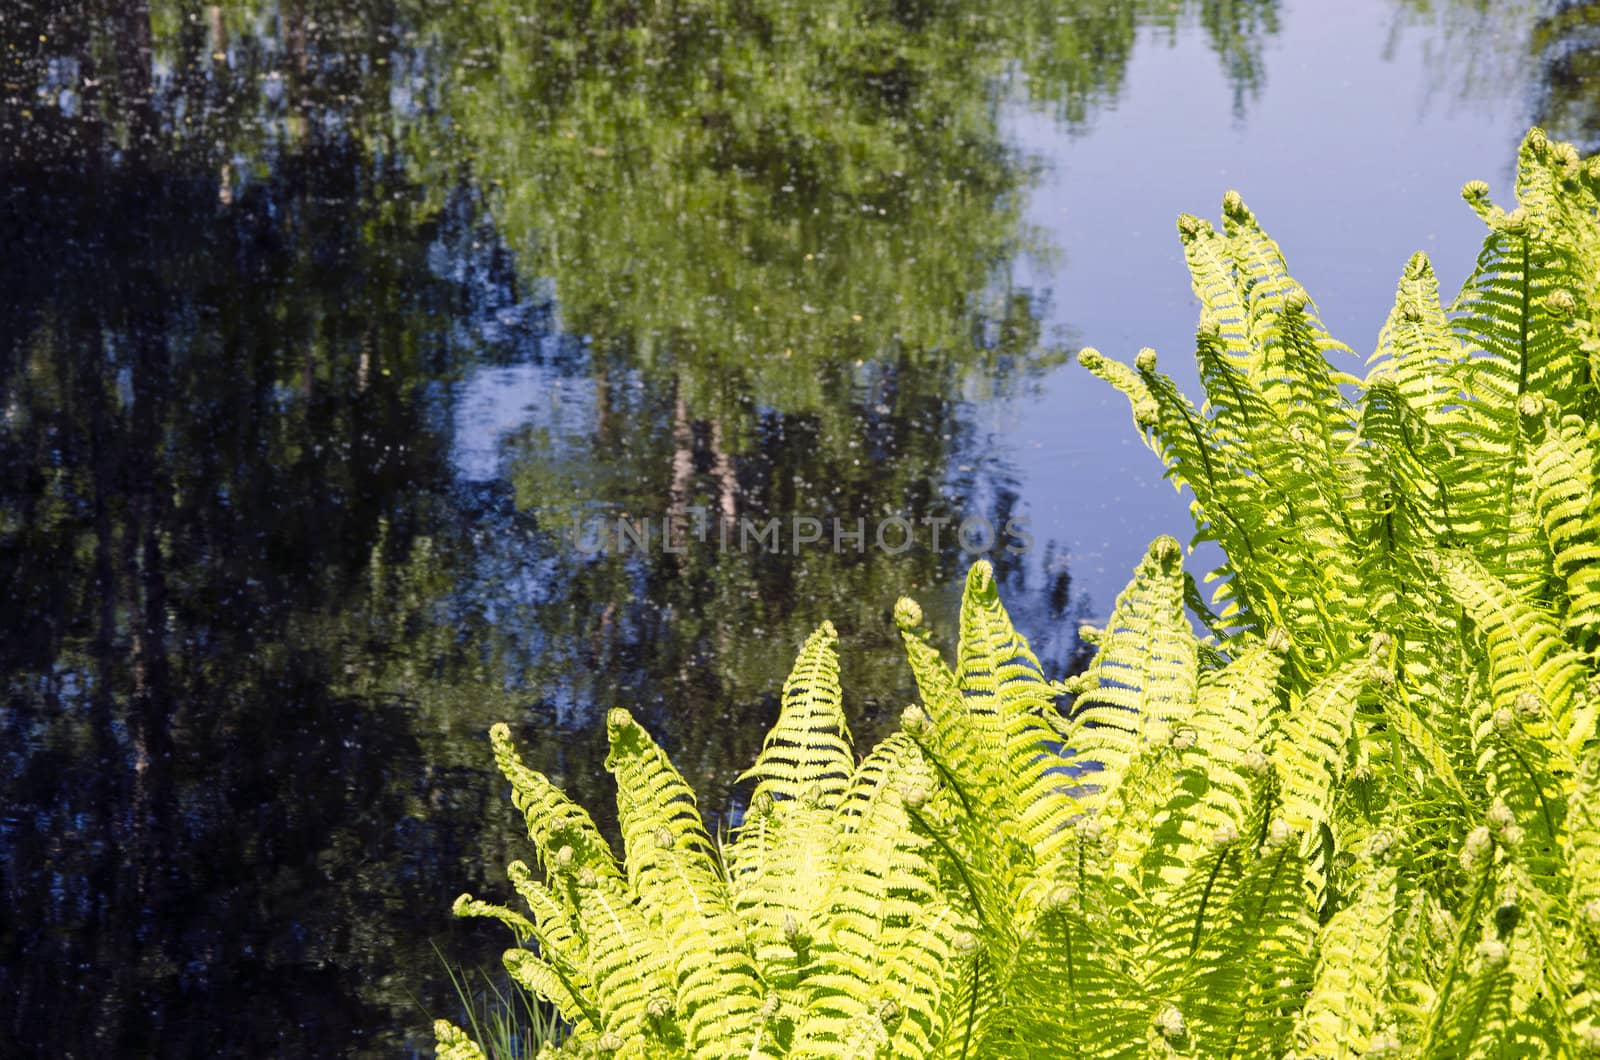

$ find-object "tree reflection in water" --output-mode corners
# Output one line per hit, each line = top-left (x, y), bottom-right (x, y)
(0, 0), (1281, 1054)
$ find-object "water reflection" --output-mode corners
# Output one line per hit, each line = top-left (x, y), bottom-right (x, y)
(1531, 1), (1600, 151)
(0, 0), (1303, 1055)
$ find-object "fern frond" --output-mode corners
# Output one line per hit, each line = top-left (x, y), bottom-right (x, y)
(570, 868), (678, 1049)
(727, 625), (855, 951)
(1001, 901), (1151, 1059)
(738, 621), (854, 810)
(503, 949), (604, 1043)
(451, 892), (536, 944)
(502, 861), (599, 1031)
(1438, 550), (1588, 754)
(956, 560), (1085, 860)
(1527, 412), (1600, 652)
(604, 708), (779, 1057)
(490, 722), (621, 883)
(433, 1020), (489, 1060)
(1065, 536), (1197, 786)
(1129, 643), (1282, 905)
(1366, 250), (1465, 421)
(894, 596), (1006, 819)
(1184, 841), (1316, 1056)
(1270, 653), (1375, 865)
(1219, 190), (1359, 451)
(1286, 863), (1396, 1060)
(792, 735), (948, 1056)
(957, 559), (1054, 721)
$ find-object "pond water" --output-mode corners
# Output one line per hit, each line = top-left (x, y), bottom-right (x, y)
(0, 0), (1579, 1055)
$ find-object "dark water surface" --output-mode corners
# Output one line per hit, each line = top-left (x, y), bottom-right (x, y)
(0, 0), (1580, 1055)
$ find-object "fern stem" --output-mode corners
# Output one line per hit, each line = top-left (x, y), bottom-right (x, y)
(1502, 737), (1559, 840)
(906, 734), (977, 821)
(1502, 231), (1532, 563)
(1189, 848), (1235, 957)
(1418, 854), (1496, 1051)
(958, 954), (979, 1060)
(903, 803), (988, 930)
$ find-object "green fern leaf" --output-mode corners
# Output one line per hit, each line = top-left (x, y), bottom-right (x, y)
(490, 722), (621, 883)
(1287, 863), (1396, 1060)
(1270, 653), (1375, 864)
(1437, 550), (1587, 754)
(738, 622), (854, 810)
(1065, 536), (1198, 787)
(1527, 412), (1600, 652)
(604, 708), (780, 1057)
(432, 1020), (489, 1060)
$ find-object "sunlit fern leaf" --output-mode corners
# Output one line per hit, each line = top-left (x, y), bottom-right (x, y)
(603, 708), (780, 1057)
(929, 943), (1006, 1060)
(1142, 842), (1252, 985)
(1385, 886), (1451, 1042)
(726, 625), (855, 950)
(1500, 856), (1575, 1048)
(451, 892), (536, 945)
(1097, 726), (1186, 926)
(1565, 756), (1600, 1046)
(1368, 250), (1467, 422)
(1079, 340), (1266, 639)
(505, 860), (587, 974)
(1220, 191), (1360, 450)
(503, 949), (604, 1044)
(1189, 196), (1361, 631)
(1134, 642), (1283, 903)
(1351, 380), (1453, 608)
(878, 903), (961, 1059)
(1065, 536), (1197, 787)
(1437, 550), (1588, 754)
(572, 869), (677, 1049)
(953, 560), (1087, 860)
(1185, 842), (1316, 1058)
(956, 559), (1052, 721)
(502, 861), (598, 1030)
(738, 621), (853, 811)
(1286, 862), (1396, 1060)
(726, 791), (838, 974)
(1424, 940), (1522, 1060)
(1370, 682), (1472, 812)
(1177, 211), (1252, 371)
(1000, 902), (1150, 1060)
(1446, 131), (1595, 593)
(792, 738), (947, 1056)
(1269, 653), (1374, 870)
(433, 1019), (489, 1060)
(1567, 753), (1600, 925)
(489, 722), (621, 884)
(1527, 412), (1600, 653)
(894, 595), (1007, 819)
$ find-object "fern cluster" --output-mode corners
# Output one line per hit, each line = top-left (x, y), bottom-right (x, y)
(435, 128), (1600, 1058)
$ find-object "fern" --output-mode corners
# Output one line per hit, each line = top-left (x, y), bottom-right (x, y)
(434, 128), (1600, 1059)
